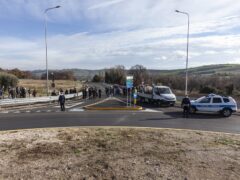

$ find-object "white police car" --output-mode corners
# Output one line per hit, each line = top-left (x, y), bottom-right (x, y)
(190, 94), (238, 117)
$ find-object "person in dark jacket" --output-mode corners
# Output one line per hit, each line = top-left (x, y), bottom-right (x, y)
(58, 92), (66, 111)
(181, 95), (191, 118)
(98, 89), (102, 98)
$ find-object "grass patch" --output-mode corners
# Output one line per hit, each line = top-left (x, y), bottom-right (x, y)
(0, 128), (240, 180)
(214, 137), (240, 146)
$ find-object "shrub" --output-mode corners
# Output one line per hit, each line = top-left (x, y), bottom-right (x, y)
(0, 72), (19, 90)
(92, 75), (102, 82)
(199, 86), (217, 94)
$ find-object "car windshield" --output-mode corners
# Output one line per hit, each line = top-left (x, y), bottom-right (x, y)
(157, 88), (171, 94)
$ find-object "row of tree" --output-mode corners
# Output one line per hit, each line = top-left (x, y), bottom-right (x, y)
(92, 64), (240, 96)
(0, 68), (33, 79)
(93, 64), (150, 86)
(0, 67), (77, 81)
(154, 74), (238, 95)
(40, 71), (76, 81)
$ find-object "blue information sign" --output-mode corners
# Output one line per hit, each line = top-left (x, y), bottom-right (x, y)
(126, 76), (133, 88)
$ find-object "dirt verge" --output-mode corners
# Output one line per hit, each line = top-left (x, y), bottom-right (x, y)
(0, 127), (240, 179)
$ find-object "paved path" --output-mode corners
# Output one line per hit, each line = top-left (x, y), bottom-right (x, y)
(0, 82), (239, 133)
(0, 97), (240, 133)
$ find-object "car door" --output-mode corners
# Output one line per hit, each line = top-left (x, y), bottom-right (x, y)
(197, 97), (212, 112)
(211, 97), (223, 112)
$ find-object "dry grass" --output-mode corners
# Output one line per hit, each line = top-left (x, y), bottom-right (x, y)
(0, 127), (240, 179)
(19, 79), (82, 96)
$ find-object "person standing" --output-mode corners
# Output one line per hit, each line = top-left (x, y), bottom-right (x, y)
(32, 89), (37, 97)
(58, 92), (66, 111)
(98, 89), (102, 98)
(0, 88), (2, 99)
(181, 95), (191, 118)
(28, 88), (31, 98)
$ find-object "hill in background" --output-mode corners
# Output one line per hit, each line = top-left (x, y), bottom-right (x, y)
(31, 64), (240, 80)
(148, 64), (240, 76)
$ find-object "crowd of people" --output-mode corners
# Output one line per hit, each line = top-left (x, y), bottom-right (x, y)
(82, 86), (102, 99)
(0, 86), (80, 99)
(0, 86), (37, 99)
(51, 88), (77, 96)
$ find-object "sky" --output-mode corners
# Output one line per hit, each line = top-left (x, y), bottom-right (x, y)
(0, 0), (240, 70)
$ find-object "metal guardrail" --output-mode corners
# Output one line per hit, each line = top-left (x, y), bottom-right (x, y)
(0, 92), (82, 107)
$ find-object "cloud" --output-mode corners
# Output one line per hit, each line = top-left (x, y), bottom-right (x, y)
(0, 0), (240, 70)
(1, 23), (240, 70)
(88, 0), (126, 10)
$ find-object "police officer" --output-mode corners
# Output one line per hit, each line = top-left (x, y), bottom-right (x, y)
(58, 91), (66, 111)
(181, 95), (191, 118)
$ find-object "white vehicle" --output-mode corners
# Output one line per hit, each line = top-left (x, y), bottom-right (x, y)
(138, 85), (176, 106)
(190, 94), (238, 117)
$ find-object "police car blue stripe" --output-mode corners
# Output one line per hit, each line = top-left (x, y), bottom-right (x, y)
(194, 105), (236, 108)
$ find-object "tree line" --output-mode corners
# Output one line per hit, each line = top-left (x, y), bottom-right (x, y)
(0, 68), (77, 91)
(92, 64), (240, 96)
(41, 71), (76, 81)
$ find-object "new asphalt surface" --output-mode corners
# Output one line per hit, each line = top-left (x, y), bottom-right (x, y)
(0, 95), (240, 134)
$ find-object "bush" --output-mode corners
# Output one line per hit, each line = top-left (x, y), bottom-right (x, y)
(199, 86), (217, 94)
(92, 75), (102, 82)
(0, 72), (19, 90)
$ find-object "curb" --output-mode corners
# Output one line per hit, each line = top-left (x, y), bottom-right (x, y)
(84, 106), (143, 111)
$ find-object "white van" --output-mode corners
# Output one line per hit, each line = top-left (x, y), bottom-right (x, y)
(138, 85), (176, 106)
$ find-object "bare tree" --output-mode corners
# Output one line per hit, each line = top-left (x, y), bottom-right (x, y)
(105, 65), (126, 85)
(129, 65), (149, 86)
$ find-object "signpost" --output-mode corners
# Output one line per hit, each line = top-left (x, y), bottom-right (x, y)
(133, 88), (137, 106)
(126, 76), (133, 107)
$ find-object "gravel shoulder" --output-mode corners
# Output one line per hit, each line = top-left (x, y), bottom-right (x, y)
(0, 127), (240, 179)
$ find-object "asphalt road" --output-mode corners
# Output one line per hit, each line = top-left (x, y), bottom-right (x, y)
(0, 82), (240, 133)
(0, 96), (240, 133)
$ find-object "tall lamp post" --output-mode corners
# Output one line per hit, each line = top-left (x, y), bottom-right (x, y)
(175, 10), (190, 96)
(44, 5), (61, 96)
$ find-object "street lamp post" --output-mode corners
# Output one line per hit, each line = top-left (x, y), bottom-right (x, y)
(175, 10), (190, 96)
(44, 5), (61, 96)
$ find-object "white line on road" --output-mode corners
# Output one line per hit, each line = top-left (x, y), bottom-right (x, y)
(69, 108), (84, 112)
(143, 108), (162, 113)
(66, 102), (84, 109)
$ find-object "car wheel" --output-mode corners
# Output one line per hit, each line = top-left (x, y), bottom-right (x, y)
(190, 106), (197, 114)
(222, 108), (232, 117)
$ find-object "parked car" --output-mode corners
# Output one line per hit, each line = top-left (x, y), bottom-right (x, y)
(190, 94), (238, 117)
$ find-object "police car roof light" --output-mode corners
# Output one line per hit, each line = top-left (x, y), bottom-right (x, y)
(207, 93), (217, 97)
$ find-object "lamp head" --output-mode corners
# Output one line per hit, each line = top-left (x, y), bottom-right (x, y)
(55, 6), (61, 8)
(175, 10), (180, 13)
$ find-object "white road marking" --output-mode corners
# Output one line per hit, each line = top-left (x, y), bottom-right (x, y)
(69, 108), (84, 112)
(143, 108), (162, 113)
(66, 102), (84, 109)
